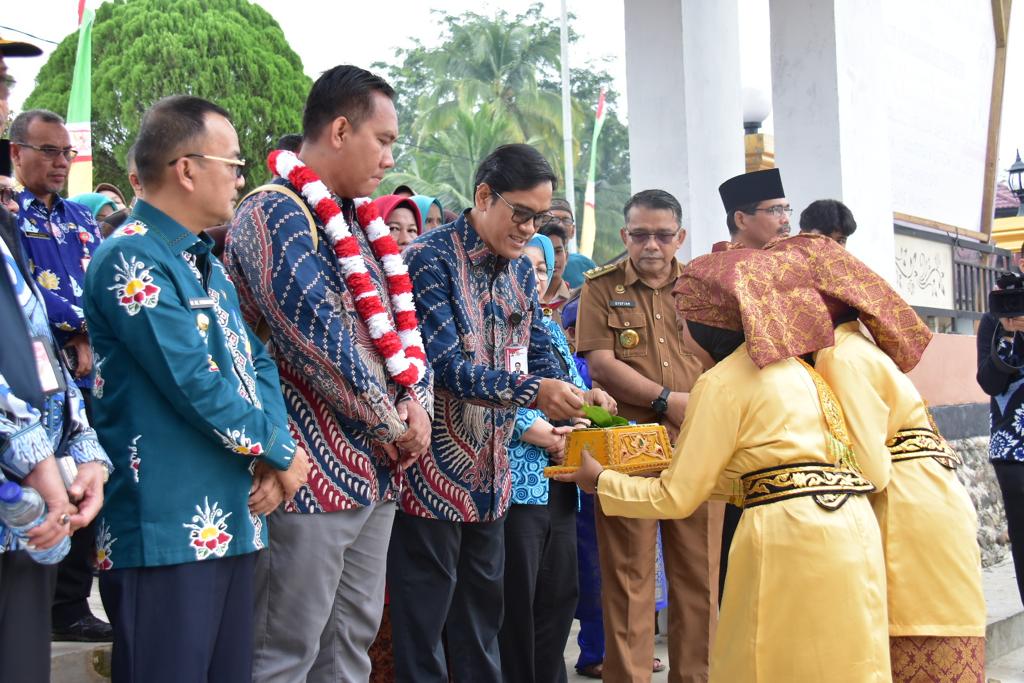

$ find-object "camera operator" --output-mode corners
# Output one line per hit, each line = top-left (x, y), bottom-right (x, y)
(978, 247), (1024, 603)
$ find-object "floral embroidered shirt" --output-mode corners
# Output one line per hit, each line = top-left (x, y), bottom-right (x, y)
(508, 314), (587, 505)
(402, 213), (571, 522)
(0, 231), (110, 552)
(978, 312), (1024, 462)
(83, 200), (296, 569)
(225, 182), (433, 514)
(16, 189), (103, 389)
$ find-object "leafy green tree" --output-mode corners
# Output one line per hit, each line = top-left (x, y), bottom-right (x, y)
(24, 0), (310, 193)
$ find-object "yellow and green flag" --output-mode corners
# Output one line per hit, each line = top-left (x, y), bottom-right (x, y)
(578, 89), (606, 259)
(66, 3), (94, 197)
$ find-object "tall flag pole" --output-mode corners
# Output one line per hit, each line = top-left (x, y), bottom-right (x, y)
(66, 3), (94, 197)
(558, 0), (576, 253)
(579, 89), (606, 259)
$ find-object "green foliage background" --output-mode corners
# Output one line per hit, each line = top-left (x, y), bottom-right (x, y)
(24, 0), (310, 193)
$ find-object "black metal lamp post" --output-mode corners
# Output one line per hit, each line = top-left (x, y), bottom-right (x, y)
(1008, 150), (1024, 216)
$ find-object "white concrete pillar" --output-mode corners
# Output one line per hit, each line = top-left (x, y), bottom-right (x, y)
(624, 0), (745, 261)
(769, 0), (896, 280)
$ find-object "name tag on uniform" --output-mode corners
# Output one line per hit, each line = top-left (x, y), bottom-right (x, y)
(23, 230), (52, 240)
(31, 336), (67, 396)
(505, 346), (528, 374)
(188, 297), (215, 309)
(609, 300), (635, 308)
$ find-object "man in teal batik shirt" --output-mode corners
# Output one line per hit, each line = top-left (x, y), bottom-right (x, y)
(83, 95), (310, 683)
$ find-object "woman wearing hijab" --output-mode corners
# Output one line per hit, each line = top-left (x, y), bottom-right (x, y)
(770, 234), (985, 682)
(70, 192), (117, 222)
(556, 246), (891, 682)
(498, 233), (617, 683)
(411, 195), (444, 232)
(371, 194), (422, 252)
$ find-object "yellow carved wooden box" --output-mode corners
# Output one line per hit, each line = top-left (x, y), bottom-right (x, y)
(543, 423), (673, 477)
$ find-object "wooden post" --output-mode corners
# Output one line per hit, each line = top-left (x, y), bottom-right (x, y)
(981, 0), (1012, 242)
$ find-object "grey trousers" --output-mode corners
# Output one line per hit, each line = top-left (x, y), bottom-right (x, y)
(253, 502), (395, 683)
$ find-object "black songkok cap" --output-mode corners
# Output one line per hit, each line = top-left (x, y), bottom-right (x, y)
(718, 168), (785, 213)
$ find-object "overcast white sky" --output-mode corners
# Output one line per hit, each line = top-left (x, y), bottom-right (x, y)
(4, 0), (1023, 177)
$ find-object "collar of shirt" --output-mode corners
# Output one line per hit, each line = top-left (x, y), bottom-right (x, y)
(457, 209), (511, 272)
(17, 187), (65, 217)
(623, 256), (684, 289)
(130, 199), (213, 255)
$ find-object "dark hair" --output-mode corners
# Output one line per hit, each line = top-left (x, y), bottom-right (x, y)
(623, 189), (682, 225)
(799, 199), (857, 237)
(539, 221), (567, 243)
(125, 142), (137, 172)
(9, 109), (65, 144)
(134, 95), (231, 188)
(549, 197), (573, 216)
(302, 65), (395, 140)
(276, 134), (302, 152)
(725, 201), (759, 236)
(473, 143), (558, 198)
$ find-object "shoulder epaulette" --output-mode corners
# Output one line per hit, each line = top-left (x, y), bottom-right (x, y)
(583, 263), (617, 280)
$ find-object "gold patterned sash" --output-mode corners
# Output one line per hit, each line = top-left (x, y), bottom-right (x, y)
(740, 462), (875, 510)
(886, 427), (962, 470)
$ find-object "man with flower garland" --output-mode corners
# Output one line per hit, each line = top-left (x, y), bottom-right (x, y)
(392, 143), (586, 682)
(225, 65), (434, 683)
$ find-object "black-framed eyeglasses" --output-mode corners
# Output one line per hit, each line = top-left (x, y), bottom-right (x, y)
(753, 205), (793, 218)
(168, 153), (246, 178)
(542, 214), (575, 228)
(13, 142), (78, 162)
(493, 191), (555, 226)
(0, 187), (16, 205)
(624, 229), (680, 245)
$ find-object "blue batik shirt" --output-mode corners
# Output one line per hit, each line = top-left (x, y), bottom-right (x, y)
(508, 314), (587, 505)
(17, 189), (103, 389)
(0, 233), (110, 552)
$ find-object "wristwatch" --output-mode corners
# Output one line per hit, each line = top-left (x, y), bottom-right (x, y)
(651, 387), (671, 415)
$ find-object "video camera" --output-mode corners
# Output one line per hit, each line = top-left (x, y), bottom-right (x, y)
(990, 271), (1024, 318)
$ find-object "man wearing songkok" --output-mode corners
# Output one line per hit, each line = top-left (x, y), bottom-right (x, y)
(395, 143), (585, 681)
(83, 95), (309, 682)
(558, 244), (891, 682)
(768, 233), (986, 682)
(575, 189), (722, 683)
(226, 65), (433, 683)
(718, 168), (791, 249)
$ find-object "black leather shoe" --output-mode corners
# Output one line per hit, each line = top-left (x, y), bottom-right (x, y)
(52, 614), (113, 642)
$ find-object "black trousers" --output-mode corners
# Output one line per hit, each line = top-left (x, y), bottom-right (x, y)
(0, 550), (58, 682)
(388, 511), (506, 683)
(53, 388), (98, 628)
(995, 461), (1024, 602)
(498, 481), (579, 683)
(99, 552), (256, 683)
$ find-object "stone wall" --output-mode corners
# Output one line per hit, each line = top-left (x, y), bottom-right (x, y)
(952, 435), (1009, 567)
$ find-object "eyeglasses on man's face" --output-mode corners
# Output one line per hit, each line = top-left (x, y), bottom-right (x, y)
(168, 153), (246, 178)
(753, 204), (793, 218)
(14, 142), (79, 162)
(493, 191), (555, 226)
(624, 229), (680, 245)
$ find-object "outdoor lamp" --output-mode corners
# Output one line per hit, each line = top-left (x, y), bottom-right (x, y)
(1008, 150), (1024, 216)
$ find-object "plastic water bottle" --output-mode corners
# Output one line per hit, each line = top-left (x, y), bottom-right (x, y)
(0, 480), (71, 564)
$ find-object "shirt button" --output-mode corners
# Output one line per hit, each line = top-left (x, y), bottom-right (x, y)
(659, 337), (665, 343)
(655, 313), (662, 320)
(624, 321), (630, 327)
(662, 361), (669, 367)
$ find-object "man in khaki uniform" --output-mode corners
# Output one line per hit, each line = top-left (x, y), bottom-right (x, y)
(576, 189), (722, 683)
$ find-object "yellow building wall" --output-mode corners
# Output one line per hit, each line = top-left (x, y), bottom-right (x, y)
(993, 215), (1024, 252)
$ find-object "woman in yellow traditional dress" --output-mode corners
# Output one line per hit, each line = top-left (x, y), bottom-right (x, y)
(768, 234), (986, 682)
(557, 246), (892, 682)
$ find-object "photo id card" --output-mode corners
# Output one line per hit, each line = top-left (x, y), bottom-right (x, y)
(505, 346), (528, 374)
(32, 336), (67, 396)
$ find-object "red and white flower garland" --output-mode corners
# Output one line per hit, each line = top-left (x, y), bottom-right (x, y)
(268, 150), (427, 387)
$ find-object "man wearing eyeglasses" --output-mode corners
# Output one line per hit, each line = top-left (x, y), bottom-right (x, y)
(10, 108), (116, 643)
(718, 168), (791, 249)
(575, 189), (722, 683)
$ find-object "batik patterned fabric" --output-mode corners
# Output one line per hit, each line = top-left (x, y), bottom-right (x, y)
(16, 189), (103, 388)
(889, 635), (984, 683)
(977, 312), (1024, 462)
(403, 214), (570, 521)
(0, 231), (109, 552)
(225, 182), (433, 513)
(509, 314), (586, 505)
(84, 200), (296, 569)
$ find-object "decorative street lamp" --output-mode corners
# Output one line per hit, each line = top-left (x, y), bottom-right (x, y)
(1008, 150), (1024, 216)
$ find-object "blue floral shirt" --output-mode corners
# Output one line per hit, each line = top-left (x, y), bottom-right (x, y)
(509, 315), (587, 505)
(978, 312), (1024, 462)
(16, 189), (103, 389)
(0, 232), (110, 552)
(83, 201), (296, 569)
(402, 213), (571, 522)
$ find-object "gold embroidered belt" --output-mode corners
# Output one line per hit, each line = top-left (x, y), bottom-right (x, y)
(886, 427), (962, 470)
(741, 462), (875, 511)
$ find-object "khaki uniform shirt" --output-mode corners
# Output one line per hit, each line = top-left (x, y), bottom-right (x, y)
(576, 258), (703, 424)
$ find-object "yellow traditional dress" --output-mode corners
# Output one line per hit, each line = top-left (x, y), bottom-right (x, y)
(815, 321), (985, 679)
(598, 344), (892, 682)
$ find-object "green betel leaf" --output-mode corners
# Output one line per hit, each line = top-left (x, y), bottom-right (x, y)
(582, 404), (629, 428)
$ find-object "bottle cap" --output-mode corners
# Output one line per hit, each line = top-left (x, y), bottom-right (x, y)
(0, 481), (23, 504)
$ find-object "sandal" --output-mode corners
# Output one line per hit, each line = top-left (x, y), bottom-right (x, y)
(576, 662), (603, 679)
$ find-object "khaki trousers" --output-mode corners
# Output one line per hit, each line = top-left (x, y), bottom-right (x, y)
(595, 499), (723, 683)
